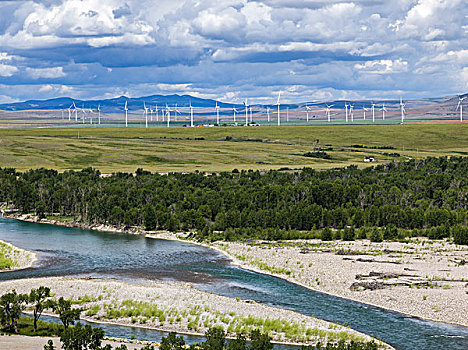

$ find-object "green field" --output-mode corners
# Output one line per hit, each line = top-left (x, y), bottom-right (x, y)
(0, 124), (466, 173)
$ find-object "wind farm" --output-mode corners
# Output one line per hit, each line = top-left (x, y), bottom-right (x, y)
(0, 93), (466, 129)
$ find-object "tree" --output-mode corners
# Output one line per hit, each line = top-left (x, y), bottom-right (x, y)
(159, 332), (186, 350)
(29, 286), (53, 332)
(0, 289), (28, 333)
(60, 322), (105, 350)
(248, 329), (272, 350)
(202, 327), (225, 350)
(226, 333), (247, 350)
(52, 297), (81, 329)
(44, 340), (56, 350)
(144, 205), (157, 231)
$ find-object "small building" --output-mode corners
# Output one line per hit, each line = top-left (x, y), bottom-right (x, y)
(364, 156), (375, 162)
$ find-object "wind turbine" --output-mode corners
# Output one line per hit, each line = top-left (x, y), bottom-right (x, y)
(68, 104), (72, 121)
(244, 99), (249, 126)
(97, 105), (101, 125)
(233, 107), (238, 123)
(73, 102), (78, 122)
(143, 102), (149, 128)
(166, 104), (171, 127)
(82, 104), (85, 124)
(305, 105), (312, 122)
(345, 103), (349, 123)
(89, 108), (93, 124)
(326, 104), (333, 122)
(349, 104), (354, 122)
(400, 97), (406, 124)
(150, 106), (153, 121)
(457, 96), (466, 122)
(363, 106), (368, 120)
(276, 91), (281, 126)
(249, 106), (253, 122)
(286, 107), (289, 122)
(155, 105), (159, 122)
(266, 106), (270, 122)
(381, 103), (387, 120)
(174, 105), (181, 123)
(124, 101), (128, 127)
(215, 102), (220, 125)
(190, 102), (194, 127)
(371, 102), (376, 123)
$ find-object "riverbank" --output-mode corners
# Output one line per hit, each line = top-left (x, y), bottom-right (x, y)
(0, 277), (386, 347)
(0, 239), (37, 272)
(202, 239), (468, 328)
(3, 213), (466, 330)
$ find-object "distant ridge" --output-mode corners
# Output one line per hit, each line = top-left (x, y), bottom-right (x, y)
(0, 93), (465, 112)
(0, 94), (243, 112)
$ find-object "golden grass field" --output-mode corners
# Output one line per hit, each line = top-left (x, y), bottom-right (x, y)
(0, 124), (466, 173)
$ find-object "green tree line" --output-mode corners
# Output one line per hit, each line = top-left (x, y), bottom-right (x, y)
(0, 157), (467, 243)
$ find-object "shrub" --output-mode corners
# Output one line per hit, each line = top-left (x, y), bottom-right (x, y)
(321, 228), (333, 241)
(452, 225), (468, 245)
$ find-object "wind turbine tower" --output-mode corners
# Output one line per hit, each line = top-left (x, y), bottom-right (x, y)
(73, 102), (78, 122)
(215, 102), (220, 125)
(363, 106), (368, 120)
(457, 97), (466, 122)
(166, 105), (171, 128)
(349, 104), (354, 122)
(190, 102), (194, 127)
(249, 106), (253, 122)
(266, 106), (270, 122)
(326, 104), (333, 122)
(345, 103), (349, 123)
(371, 102), (375, 123)
(144, 102), (149, 128)
(124, 101), (128, 127)
(400, 98), (406, 124)
(381, 104), (387, 120)
(276, 91), (281, 126)
(305, 105), (311, 122)
(244, 99), (249, 126)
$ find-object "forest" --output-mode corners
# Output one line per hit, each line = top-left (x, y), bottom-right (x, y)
(0, 156), (467, 244)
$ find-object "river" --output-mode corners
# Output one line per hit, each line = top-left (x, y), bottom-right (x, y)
(0, 217), (467, 350)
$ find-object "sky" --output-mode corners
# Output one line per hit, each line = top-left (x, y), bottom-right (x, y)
(0, 0), (467, 104)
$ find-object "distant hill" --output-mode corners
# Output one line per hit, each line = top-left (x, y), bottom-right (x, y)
(0, 94), (244, 112)
(0, 93), (464, 112)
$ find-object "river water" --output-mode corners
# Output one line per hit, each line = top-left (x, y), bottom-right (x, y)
(0, 217), (466, 350)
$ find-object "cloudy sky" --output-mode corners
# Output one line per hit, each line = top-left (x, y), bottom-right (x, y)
(0, 0), (467, 104)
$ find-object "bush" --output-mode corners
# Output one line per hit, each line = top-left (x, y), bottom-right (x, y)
(452, 225), (468, 245)
(321, 228), (333, 241)
(368, 228), (383, 243)
(342, 227), (355, 241)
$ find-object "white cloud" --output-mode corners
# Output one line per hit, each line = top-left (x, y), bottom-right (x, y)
(355, 59), (409, 74)
(0, 63), (18, 77)
(0, 0), (467, 102)
(39, 84), (53, 92)
(26, 67), (66, 79)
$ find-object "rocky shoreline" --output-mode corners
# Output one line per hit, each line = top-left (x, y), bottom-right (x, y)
(0, 277), (386, 347)
(2, 212), (467, 331)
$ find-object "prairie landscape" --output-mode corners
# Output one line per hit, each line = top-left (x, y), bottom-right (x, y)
(0, 124), (467, 173)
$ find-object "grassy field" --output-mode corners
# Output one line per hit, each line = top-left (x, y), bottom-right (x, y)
(0, 124), (466, 173)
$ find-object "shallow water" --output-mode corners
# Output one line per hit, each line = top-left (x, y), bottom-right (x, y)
(1, 217), (467, 350)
